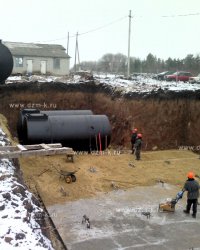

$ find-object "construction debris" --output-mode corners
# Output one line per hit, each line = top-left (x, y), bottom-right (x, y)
(110, 181), (119, 190)
(82, 215), (91, 229)
(37, 168), (51, 177)
(141, 211), (151, 219)
(157, 179), (165, 187)
(88, 167), (97, 173)
(59, 187), (69, 197)
(128, 162), (136, 168)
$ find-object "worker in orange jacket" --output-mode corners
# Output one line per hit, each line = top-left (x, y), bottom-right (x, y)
(183, 172), (199, 218)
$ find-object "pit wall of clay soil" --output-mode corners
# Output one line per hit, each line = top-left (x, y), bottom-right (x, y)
(0, 81), (200, 151)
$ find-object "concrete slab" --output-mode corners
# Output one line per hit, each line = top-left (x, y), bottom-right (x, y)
(47, 184), (200, 250)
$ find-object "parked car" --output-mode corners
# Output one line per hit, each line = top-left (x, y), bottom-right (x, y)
(189, 73), (200, 83)
(154, 71), (175, 80)
(165, 71), (192, 82)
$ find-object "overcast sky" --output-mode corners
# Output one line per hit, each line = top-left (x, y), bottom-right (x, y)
(1, 0), (200, 66)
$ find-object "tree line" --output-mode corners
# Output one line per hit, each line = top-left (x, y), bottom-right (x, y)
(77, 53), (200, 75)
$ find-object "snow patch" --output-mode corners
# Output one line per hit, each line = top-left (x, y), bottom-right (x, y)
(5, 73), (200, 94)
(0, 128), (54, 249)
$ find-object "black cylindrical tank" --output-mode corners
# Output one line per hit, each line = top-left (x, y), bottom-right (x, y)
(0, 40), (13, 84)
(23, 114), (111, 151)
(17, 109), (94, 142)
(17, 109), (40, 142)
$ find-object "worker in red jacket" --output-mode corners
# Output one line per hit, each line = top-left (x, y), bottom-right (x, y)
(131, 128), (138, 154)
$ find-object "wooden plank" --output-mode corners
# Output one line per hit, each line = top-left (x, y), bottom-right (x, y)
(21, 143), (63, 150)
(40, 143), (51, 150)
(0, 143), (74, 159)
(0, 144), (72, 151)
(0, 147), (74, 159)
(0, 146), (18, 152)
(17, 144), (27, 151)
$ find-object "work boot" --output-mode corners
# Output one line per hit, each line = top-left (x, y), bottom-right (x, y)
(192, 214), (196, 218)
(183, 210), (189, 214)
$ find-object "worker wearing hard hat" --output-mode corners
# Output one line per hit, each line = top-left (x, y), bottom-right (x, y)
(183, 172), (199, 218)
(134, 133), (143, 160)
(131, 128), (138, 154)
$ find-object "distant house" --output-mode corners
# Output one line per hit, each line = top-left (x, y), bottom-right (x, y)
(3, 41), (70, 76)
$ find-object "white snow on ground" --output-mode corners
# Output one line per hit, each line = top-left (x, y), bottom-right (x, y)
(0, 128), (54, 249)
(94, 74), (200, 93)
(5, 73), (200, 94)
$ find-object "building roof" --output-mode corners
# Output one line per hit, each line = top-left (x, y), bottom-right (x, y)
(3, 41), (70, 59)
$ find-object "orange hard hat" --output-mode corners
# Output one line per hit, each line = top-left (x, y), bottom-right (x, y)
(137, 133), (142, 138)
(187, 172), (194, 179)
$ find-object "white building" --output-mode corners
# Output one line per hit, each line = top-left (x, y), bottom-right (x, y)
(3, 41), (70, 76)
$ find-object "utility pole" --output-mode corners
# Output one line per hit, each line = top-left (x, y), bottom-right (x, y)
(74, 32), (81, 73)
(77, 35), (80, 70)
(67, 32), (69, 55)
(127, 10), (132, 78)
(74, 33), (77, 73)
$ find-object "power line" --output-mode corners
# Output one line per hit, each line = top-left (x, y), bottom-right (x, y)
(35, 15), (127, 43)
(35, 11), (200, 44)
(78, 15), (127, 36)
(161, 12), (200, 18)
(135, 12), (200, 19)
